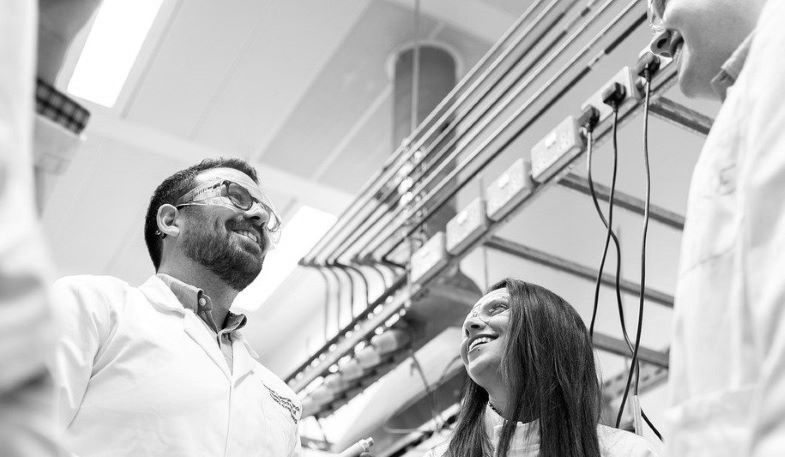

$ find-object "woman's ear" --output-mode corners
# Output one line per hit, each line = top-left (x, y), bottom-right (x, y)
(156, 204), (180, 238)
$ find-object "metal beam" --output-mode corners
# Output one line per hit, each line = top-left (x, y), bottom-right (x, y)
(484, 235), (674, 308)
(559, 173), (685, 231)
(592, 333), (669, 369)
(649, 95), (714, 136)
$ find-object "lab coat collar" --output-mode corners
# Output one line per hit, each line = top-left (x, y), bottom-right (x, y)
(139, 276), (248, 379)
(711, 33), (755, 101)
(155, 273), (248, 333)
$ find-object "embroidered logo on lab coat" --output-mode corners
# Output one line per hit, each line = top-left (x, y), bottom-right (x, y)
(264, 384), (301, 424)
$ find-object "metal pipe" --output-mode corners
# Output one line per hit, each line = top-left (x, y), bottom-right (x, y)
(362, 1), (645, 260)
(303, 0), (553, 262)
(323, 0), (582, 263)
(484, 235), (674, 307)
(284, 274), (408, 386)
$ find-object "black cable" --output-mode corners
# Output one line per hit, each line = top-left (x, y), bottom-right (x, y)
(312, 266), (333, 343)
(586, 108), (635, 355)
(616, 74), (654, 429)
(322, 267), (344, 334)
(336, 262), (371, 318)
(641, 407), (662, 440)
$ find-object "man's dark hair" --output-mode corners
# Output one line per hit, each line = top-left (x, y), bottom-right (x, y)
(144, 157), (259, 270)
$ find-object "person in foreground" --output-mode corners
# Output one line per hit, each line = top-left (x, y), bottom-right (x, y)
(50, 158), (305, 456)
(425, 279), (657, 457)
(647, 0), (785, 455)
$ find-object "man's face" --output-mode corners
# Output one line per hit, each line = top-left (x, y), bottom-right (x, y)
(654, 0), (750, 99)
(179, 168), (271, 291)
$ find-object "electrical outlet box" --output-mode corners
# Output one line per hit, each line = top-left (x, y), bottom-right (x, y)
(580, 66), (641, 124)
(410, 232), (448, 284)
(446, 198), (488, 255)
(485, 158), (534, 221)
(530, 116), (584, 183)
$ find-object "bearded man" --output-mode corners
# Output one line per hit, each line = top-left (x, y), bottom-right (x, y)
(50, 158), (305, 457)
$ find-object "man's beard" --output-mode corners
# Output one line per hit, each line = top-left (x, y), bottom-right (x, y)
(182, 217), (264, 291)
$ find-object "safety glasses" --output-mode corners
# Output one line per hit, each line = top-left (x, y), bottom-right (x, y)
(647, 0), (667, 31)
(175, 180), (282, 240)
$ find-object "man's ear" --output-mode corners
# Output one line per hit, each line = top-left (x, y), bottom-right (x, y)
(157, 204), (181, 238)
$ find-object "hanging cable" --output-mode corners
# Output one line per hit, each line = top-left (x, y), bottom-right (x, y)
(335, 262), (371, 317)
(586, 107), (635, 356)
(312, 265), (335, 343)
(322, 267), (344, 335)
(641, 408), (662, 440)
(616, 64), (657, 432)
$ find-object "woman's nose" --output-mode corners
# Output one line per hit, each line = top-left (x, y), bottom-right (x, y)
(463, 315), (486, 335)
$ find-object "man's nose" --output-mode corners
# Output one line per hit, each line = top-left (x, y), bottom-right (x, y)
(244, 202), (270, 227)
(649, 29), (683, 58)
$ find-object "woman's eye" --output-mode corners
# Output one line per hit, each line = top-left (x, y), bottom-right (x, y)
(490, 303), (508, 314)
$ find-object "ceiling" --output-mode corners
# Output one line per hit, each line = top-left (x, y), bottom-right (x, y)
(41, 0), (721, 452)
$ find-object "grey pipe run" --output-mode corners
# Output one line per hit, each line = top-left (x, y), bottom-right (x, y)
(321, 0), (585, 264)
(358, 0), (644, 262)
(303, 0), (553, 262)
(484, 235), (674, 308)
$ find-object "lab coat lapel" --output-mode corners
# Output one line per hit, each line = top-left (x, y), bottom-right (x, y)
(139, 276), (231, 378)
(182, 314), (231, 378)
(231, 334), (258, 385)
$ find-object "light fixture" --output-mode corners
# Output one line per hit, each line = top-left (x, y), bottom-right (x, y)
(235, 205), (337, 311)
(67, 0), (164, 107)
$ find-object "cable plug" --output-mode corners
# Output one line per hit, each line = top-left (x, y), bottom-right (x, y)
(635, 52), (661, 79)
(578, 105), (600, 132)
(601, 82), (626, 109)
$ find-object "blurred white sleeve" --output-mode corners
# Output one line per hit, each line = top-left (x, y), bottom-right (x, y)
(742, 2), (785, 456)
(0, 1), (60, 456)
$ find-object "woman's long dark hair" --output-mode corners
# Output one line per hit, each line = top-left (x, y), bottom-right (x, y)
(446, 278), (601, 457)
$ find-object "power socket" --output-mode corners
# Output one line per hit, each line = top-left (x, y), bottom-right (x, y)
(446, 198), (488, 255)
(580, 66), (641, 123)
(530, 115), (584, 183)
(485, 158), (534, 221)
(410, 232), (448, 284)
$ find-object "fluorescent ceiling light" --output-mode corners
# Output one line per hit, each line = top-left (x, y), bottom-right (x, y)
(235, 206), (336, 311)
(67, 0), (164, 107)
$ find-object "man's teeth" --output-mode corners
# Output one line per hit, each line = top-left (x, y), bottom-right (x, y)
(469, 336), (493, 352)
(236, 230), (259, 244)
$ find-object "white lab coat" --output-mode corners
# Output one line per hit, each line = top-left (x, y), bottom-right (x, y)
(423, 405), (658, 456)
(665, 1), (785, 456)
(50, 274), (303, 457)
(0, 1), (60, 456)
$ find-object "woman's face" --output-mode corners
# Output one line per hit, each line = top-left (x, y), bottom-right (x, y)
(460, 288), (511, 388)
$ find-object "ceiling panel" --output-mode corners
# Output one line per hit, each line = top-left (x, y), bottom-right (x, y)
(124, 0), (276, 137)
(259, 1), (440, 178)
(192, 0), (371, 158)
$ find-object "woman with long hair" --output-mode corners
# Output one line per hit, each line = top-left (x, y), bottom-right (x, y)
(425, 278), (657, 457)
